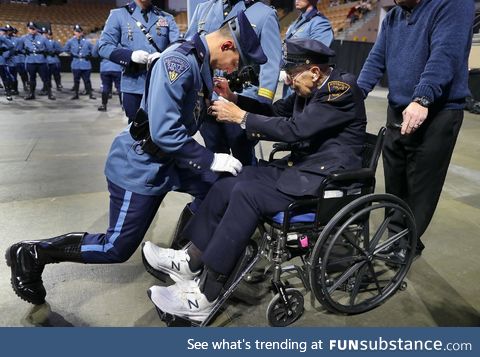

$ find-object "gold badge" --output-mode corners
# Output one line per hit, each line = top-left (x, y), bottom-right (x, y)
(327, 81), (351, 101)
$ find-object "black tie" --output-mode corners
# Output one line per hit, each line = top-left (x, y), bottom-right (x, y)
(141, 9), (148, 23)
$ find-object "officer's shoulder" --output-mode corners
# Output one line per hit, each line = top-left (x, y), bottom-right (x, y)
(109, 7), (125, 16)
(338, 71), (358, 87)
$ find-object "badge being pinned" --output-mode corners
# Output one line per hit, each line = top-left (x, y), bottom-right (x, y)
(164, 56), (190, 84)
(327, 81), (351, 101)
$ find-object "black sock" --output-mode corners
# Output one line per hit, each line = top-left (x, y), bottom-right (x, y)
(199, 267), (226, 302)
(186, 244), (203, 272)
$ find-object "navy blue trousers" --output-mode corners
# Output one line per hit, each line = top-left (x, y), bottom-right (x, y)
(200, 115), (257, 166)
(48, 63), (61, 86)
(72, 69), (91, 89)
(100, 71), (121, 94)
(122, 92), (142, 123)
(0, 65), (13, 87)
(183, 166), (296, 275)
(81, 172), (213, 264)
(26, 63), (48, 89)
(16, 63), (28, 83)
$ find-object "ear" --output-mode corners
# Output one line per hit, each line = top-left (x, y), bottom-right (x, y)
(220, 40), (235, 52)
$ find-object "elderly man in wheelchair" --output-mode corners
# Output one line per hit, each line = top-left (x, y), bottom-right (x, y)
(142, 38), (418, 326)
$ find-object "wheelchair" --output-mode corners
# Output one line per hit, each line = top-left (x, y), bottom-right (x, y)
(158, 127), (418, 327)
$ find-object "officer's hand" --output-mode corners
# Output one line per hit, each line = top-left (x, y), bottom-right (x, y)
(210, 153), (243, 176)
(213, 76), (236, 102)
(278, 70), (287, 83)
(131, 50), (149, 64)
(147, 52), (161, 69)
(401, 102), (428, 135)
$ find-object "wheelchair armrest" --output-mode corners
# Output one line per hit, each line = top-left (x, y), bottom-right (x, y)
(269, 142), (293, 162)
(328, 168), (375, 182)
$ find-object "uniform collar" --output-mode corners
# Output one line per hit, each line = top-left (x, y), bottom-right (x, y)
(197, 35), (213, 95)
(129, 1), (159, 15)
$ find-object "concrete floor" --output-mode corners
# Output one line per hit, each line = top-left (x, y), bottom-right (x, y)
(0, 74), (479, 327)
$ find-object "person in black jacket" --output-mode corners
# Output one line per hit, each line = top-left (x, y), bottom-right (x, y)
(143, 38), (367, 323)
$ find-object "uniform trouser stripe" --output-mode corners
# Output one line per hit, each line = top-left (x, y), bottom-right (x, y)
(81, 190), (132, 253)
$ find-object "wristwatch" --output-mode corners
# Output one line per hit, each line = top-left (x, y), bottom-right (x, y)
(240, 112), (248, 129)
(413, 96), (432, 108)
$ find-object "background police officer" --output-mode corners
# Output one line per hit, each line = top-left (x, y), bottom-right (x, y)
(0, 27), (14, 101)
(64, 24), (96, 100)
(18, 22), (53, 100)
(281, 0), (333, 97)
(98, 0), (180, 123)
(92, 41), (123, 112)
(43, 28), (63, 92)
(5, 11), (265, 308)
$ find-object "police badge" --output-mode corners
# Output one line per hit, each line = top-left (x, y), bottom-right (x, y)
(156, 17), (169, 35)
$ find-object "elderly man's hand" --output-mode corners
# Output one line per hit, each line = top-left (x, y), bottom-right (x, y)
(209, 97), (246, 124)
(401, 102), (428, 135)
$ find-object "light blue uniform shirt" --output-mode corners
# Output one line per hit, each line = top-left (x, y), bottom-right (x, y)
(186, 0), (282, 103)
(98, 1), (180, 95)
(63, 36), (94, 70)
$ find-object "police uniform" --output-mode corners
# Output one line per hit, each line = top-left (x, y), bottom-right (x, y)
(18, 22), (52, 100)
(186, 0), (282, 165)
(10, 28), (29, 93)
(283, 5), (334, 97)
(181, 38), (367, 277)
(43, 29), (63, 91)
(0, 31), (14, 100)
(6, 11), (266, 307)
(1, 25), (21, 96)
(63, 25), (96, 100)
(98, 1), (179, 122)
(92, 41), (123, 111)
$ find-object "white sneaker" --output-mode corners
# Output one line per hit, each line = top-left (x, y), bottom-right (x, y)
(148, 279), (215, 323)
(142, 241), (199, 282)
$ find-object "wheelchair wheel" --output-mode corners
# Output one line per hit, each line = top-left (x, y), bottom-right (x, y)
(266, 288), (304, 327)
(309, 193), (417, 315)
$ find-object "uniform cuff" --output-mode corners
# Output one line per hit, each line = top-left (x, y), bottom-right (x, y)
(109, 48), (132, 67)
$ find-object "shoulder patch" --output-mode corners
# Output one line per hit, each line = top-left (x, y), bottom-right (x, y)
(164, 55), (190, 84)
(327, 81), (351, 101)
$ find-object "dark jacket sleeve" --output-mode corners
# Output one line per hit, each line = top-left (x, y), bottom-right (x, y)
(245, 83), (358, 143)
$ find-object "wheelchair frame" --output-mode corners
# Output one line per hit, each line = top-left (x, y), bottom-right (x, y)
(158, 127), (418, 327)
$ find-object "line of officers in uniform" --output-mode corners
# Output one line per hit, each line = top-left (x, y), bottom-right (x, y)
(0, 0), (333, 116)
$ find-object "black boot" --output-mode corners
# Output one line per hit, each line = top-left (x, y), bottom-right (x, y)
(47, 84), (56, 100)
(5, 232), (85, 305)
(86, 82), (96, 100)
(12, 81), (19, 96)
(98, 92), (108, 111)
(5, 83), (13, 101)
(24, 84), (36, 100)
(71, 84), (79, 100)
(170, 204), (194, 249)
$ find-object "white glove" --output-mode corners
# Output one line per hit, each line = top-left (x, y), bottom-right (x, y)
(210, 153), (243, 176)
(131, 50), (149, 64)
(147, 52), (161, 67)
(278, 70), (287, 83)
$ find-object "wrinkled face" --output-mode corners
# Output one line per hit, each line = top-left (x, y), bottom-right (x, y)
(295, 0), (311, 11)
(285, 65), (319, 98)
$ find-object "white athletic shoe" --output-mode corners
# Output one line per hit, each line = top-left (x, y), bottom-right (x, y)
(142, 241), (200, 282)
(148, 279), (215, 323)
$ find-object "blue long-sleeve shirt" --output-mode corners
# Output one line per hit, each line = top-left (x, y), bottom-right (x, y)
(358, 0), (474, 111)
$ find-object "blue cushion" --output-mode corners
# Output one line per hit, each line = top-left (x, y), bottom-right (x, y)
(272, 212), (316, 224)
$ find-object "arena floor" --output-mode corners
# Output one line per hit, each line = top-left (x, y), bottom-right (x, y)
(0, 74), (479, 327)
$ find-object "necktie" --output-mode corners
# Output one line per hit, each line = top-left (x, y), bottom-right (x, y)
(141, 9), (148, 23)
